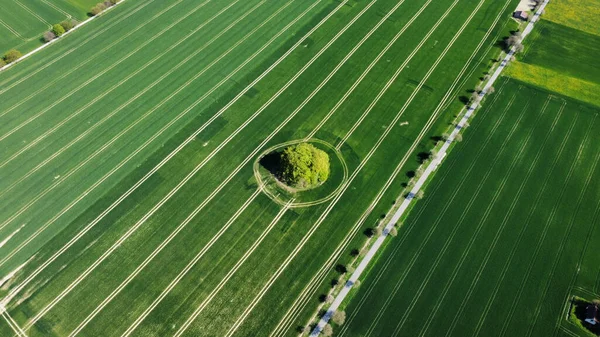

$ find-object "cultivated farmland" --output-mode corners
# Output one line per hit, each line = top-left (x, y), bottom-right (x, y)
(336, 6), (600, 337)
(0, 0), (100, 55)
(0, 0), (521, 336)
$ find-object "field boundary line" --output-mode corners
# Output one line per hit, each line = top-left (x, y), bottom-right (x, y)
(0, 0), (218, 144)
(0, 0), (131, 73)
(498, 110), (579, 337)
(0, 0), (184, 126)
(336, 77), (512, 337)
(291, 2), (512, 334)
(379, 91), (524, 337)
(1, 0), (323, 308)
(1, 306), (27, 337)
(0, 0), (199, 125)
(0, 0), (288, 269)
(0, 0), (154, 92)
(0, 0), (261, 202)
(470, 97), (565, 337)
(39, 0), (72, 18)
(114, 0), (416, 332)
(14, 0), (52, 27)
(172, 199), (294, 337)
(13, 0), (355, 325)
(0, 0), (227, 230)
(0, 18), (25, 40)
(225, 0), (494, 332)
(0, 0), (255, 189)
(439, 98), (544, 337)
(71, 188), (262, 336)
(313, 0), (552, 332)
(333, 0), (460, 150)
(270, 0), (436, 333)
(553, 121), (600, 337)
(526, 115), (597, 337)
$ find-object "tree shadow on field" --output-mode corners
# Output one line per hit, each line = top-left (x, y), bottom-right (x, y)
(259, 151), (282, 177)
(417, 151), (431, 164)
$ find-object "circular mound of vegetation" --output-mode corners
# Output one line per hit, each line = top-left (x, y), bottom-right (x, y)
(279, 143), (330, 189)
(254, 139), (347, 208)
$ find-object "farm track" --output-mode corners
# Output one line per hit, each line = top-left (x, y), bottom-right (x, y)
(2, 0), (325, 302)
(98, 0), (412, 334)
(364, 88), (523, 337)
(498, 110), (581, 337)
(340, 79), (600, 337)
(20, 0), (371, 329)
(525, 116), (598, 337)
(0, 0), (156, 91)
(337, 76), (512, 337)
(222, 1), (510, 334)
(0, 0), (218, 144)
(0, 0), (294, 269)
(271, 0), (514, 333)
(0, 0), (539, 335)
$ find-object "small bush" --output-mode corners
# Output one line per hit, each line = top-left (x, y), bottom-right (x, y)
(60, 20), (75, 31)
(52, 24), (65, 37)
(91, 3), (107, 15)
(0, 59), (6, 67)
(43, 31), (56, 42)
(389, 227), (398, 237)
(322, 324), (333, 336)
(332, 311), (346, 325)
(3, 49), (22, 64)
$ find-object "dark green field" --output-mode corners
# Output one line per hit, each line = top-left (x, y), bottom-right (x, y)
(338, 77), (600, 337)
(0, 0), (523, 336)
(337, 8), (600, 336)
(0, 0), (100, 55)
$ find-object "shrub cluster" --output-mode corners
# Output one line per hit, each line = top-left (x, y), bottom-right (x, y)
(279, 143), (330, 188)
(43, 19), (78, 43)
(91, 0), (121, 16)
(1, 49), (22, 66)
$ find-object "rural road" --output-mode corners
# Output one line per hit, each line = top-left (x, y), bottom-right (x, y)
(310, 0), (550, 335)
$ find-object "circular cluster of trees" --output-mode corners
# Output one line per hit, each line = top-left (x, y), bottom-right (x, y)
(279, 143), (330, 189)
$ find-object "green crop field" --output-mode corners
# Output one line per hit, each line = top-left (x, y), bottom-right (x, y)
(0, 0), (103, 56)
(337, 7), (600, 337)
(338, 77), (600, 337)
(0, 0), (522, 336)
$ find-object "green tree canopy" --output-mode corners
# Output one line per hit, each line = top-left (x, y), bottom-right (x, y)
(3, 49), (22, 64)
(52, 24), (65, 37)
(280, 143), (330, 188)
